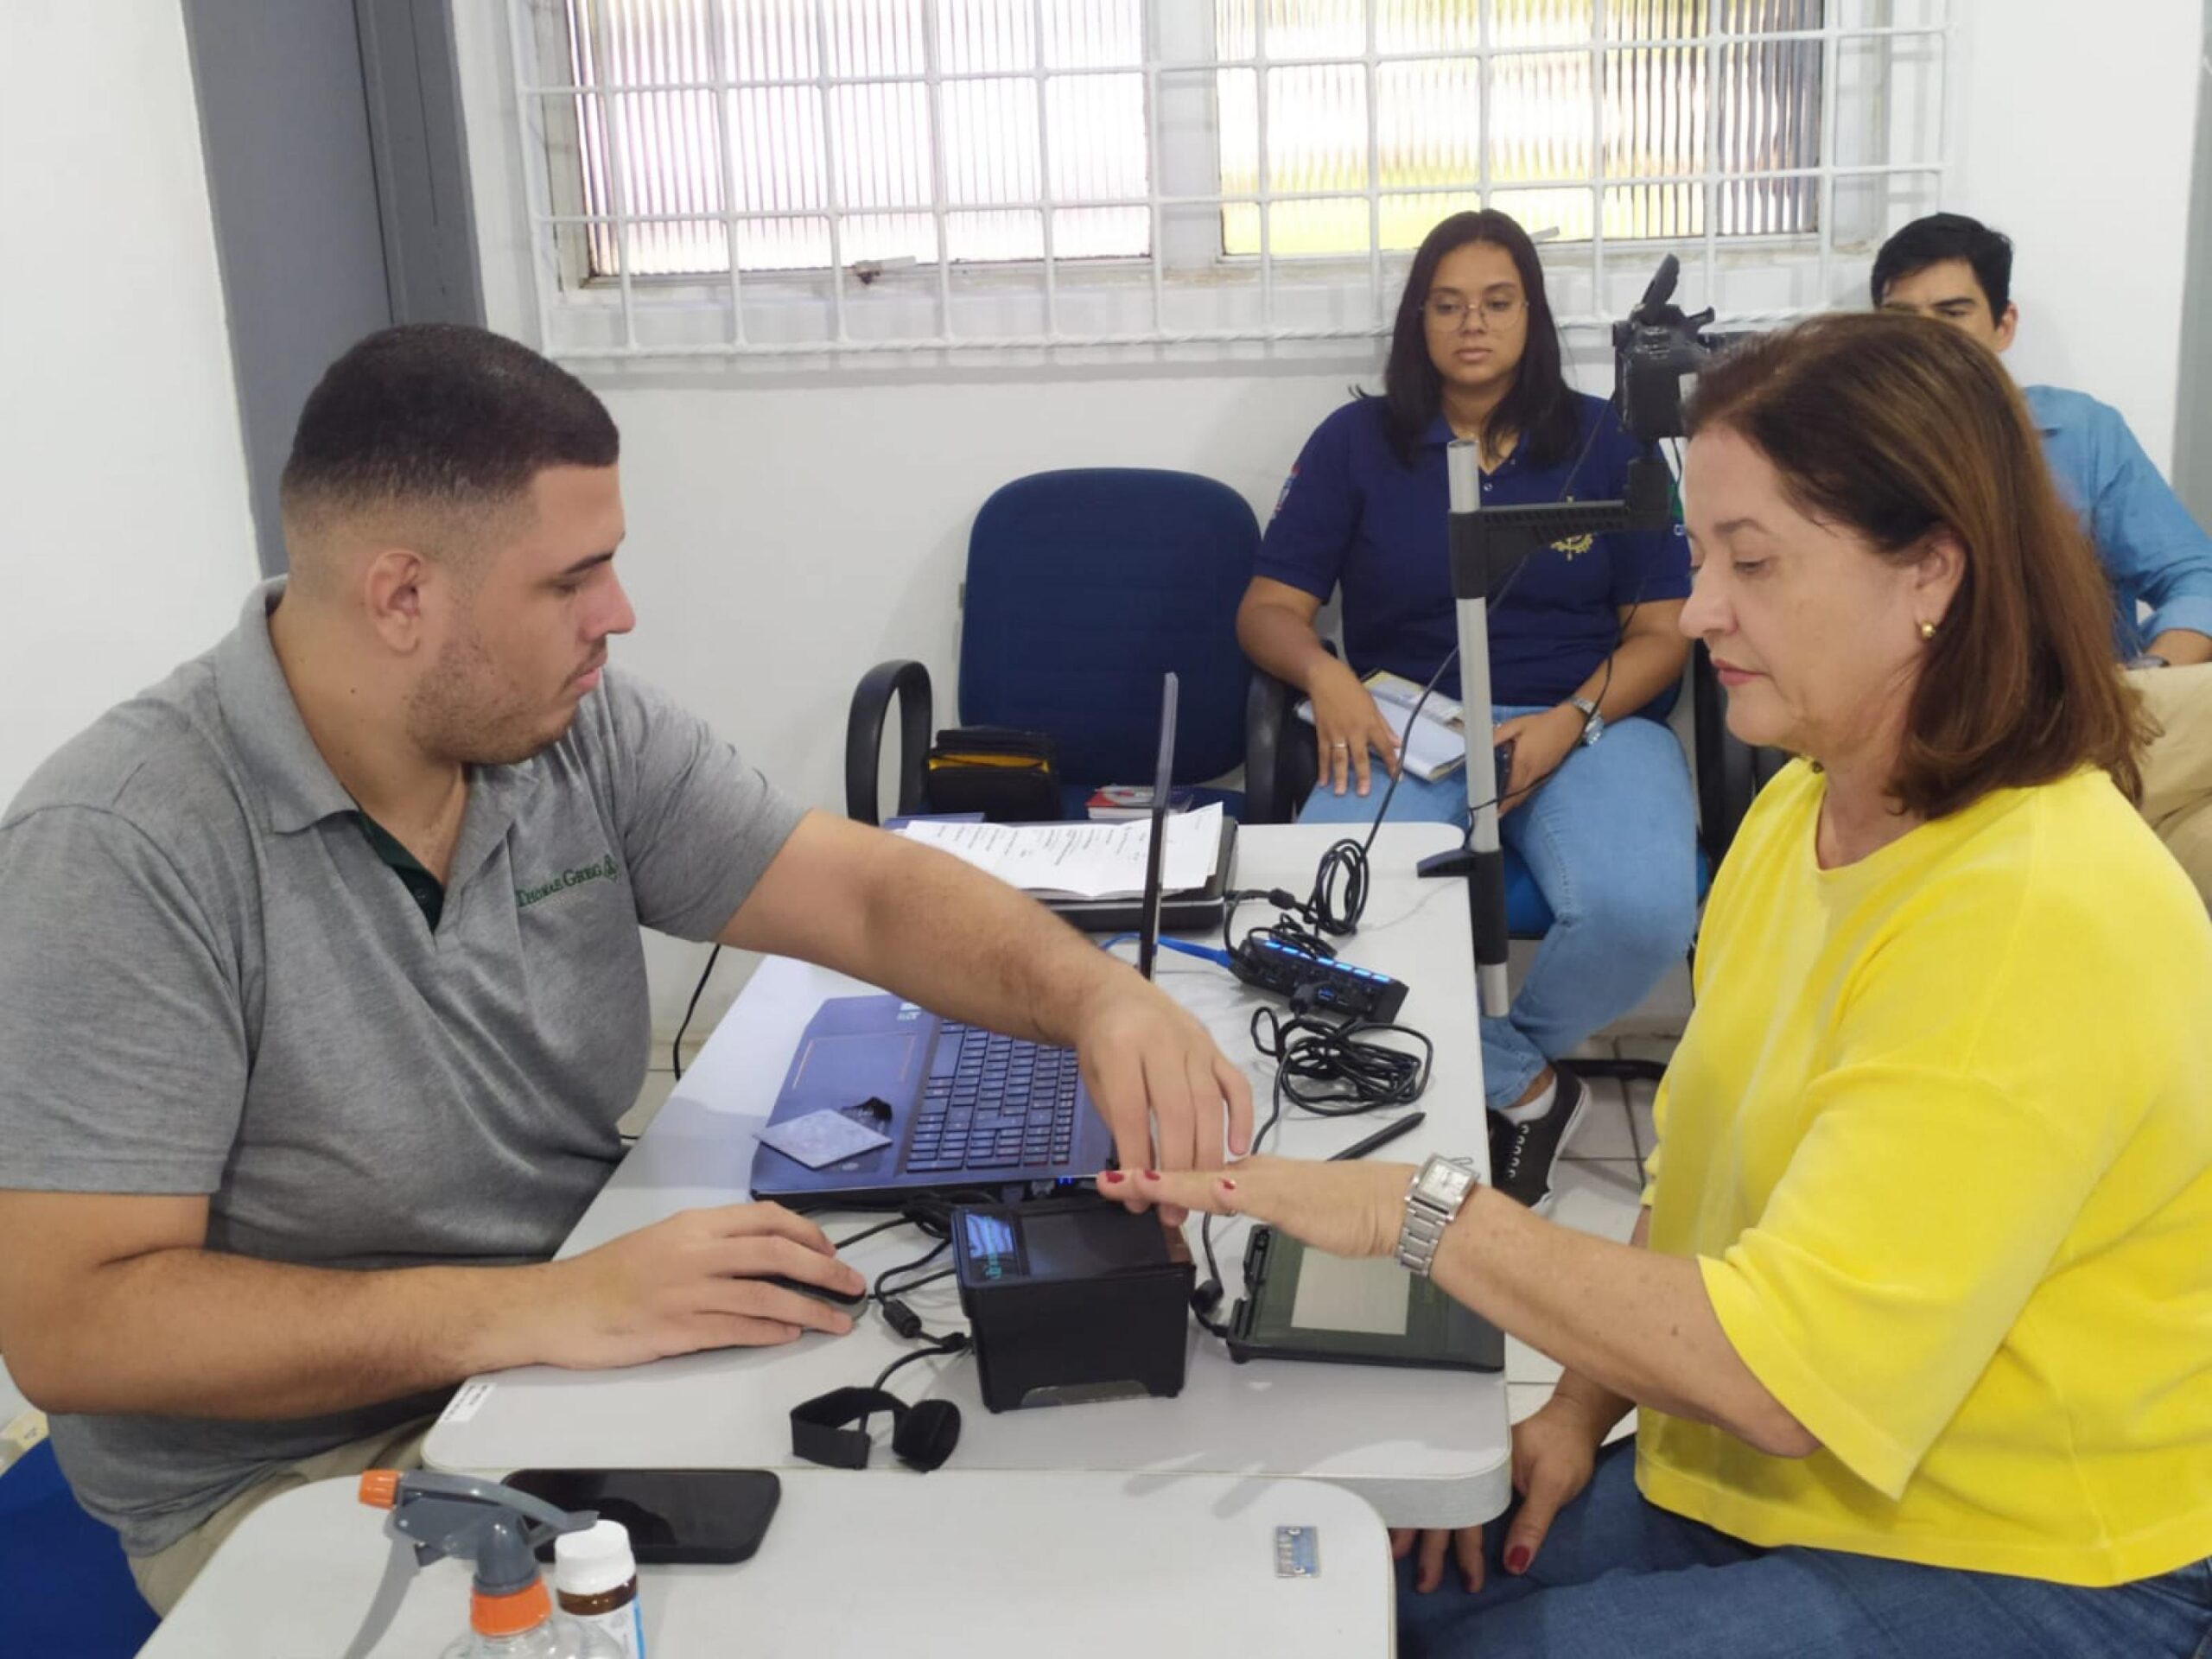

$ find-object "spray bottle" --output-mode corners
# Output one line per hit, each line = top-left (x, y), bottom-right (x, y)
(340, 1469), (626, 1659)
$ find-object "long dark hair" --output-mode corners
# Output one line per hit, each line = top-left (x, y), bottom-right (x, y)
(1687, 312), (2150, 816)
(1370, 210), (1580, 470)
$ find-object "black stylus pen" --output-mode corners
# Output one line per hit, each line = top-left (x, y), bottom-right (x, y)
(1329, 1111), (1426, 1161)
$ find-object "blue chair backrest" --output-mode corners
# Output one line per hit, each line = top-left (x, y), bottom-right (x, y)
(0, 1440), (159, 1656)
(958, 468), (1258, 785)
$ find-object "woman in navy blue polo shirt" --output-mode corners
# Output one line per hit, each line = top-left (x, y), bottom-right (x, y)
(1236, 209), (1699, 1210)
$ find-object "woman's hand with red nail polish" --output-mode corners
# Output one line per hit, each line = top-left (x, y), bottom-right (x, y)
(1124, 1155), (1419, 1261)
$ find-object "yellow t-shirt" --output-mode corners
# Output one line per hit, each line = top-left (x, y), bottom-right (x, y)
(1637, 760), (2212, 1586)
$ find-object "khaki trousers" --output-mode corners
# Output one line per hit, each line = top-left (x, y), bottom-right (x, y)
(127, 1414), (436, 1617)
(2133, 662), (2212, 908)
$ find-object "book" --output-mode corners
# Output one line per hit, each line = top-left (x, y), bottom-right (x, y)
(895, 803), (1224, 901)
(1085, 785), (1198, 821)
(1296, 670), (1468, 781)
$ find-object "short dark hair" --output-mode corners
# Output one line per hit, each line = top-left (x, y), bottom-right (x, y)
(280, 324), (619, 522)
(1869, 212), (2013, 318)
(1370, 209), (1580, 470)
(1686, 312), (2146, 817)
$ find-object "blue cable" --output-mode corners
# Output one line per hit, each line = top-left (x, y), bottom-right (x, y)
(1098, 932), (1233, 969)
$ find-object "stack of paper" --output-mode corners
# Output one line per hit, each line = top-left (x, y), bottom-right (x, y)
(896, 803), (1223, 901)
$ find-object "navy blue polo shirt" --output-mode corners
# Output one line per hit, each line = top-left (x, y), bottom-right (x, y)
(1257, 393), (1690, 706)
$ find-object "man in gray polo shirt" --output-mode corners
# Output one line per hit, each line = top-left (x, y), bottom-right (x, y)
(0, 326), (1253, 1611)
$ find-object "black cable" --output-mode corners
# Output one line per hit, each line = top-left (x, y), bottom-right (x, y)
(1220, 642), (1448, 965)
(879, 1262), (956, 1300)
(1191, 1006), (1431, 1338)
(872, 1239), (950, 1305)
(831, 1214), (925, 1252)
(874, 1336), (969, 1393)
(1250, 1006), (1432, 1115)
(670, 946), (721, 1080)
(1192, 1072), (1288, 1338)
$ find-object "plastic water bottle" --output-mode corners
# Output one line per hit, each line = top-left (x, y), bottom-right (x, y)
(439, 1605), (623, 1658)
(432, 1510), (621, 1659)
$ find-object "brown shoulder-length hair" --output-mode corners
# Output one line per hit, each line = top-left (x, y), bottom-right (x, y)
(1685, 310), (2148, 817)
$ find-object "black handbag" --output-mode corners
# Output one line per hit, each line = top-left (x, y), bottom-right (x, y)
(925, 726), (1062, 821)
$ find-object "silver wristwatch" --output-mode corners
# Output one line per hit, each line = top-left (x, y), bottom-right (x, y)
(1567, 696), (1606, 747)
(1395, 1155), (1482, 1278)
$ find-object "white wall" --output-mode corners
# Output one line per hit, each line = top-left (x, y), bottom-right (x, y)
(1948, 0), (2205, 470)
(452, 0), (2209, 1036)
(2173, 1), (2212, 520)
(0, 3), (258, 805)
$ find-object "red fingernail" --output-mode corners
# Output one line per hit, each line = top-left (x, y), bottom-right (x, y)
(1143, 1169), (1160, 1180)
(1101, 1171), (1125, 1185)
(1505, 1547), (1530, 1575)
(1217, 1178), (1237, 1192)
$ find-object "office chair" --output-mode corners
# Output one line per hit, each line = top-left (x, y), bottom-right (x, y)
(0, 1438), (160, 1656)
(847, 468), (1258, 825)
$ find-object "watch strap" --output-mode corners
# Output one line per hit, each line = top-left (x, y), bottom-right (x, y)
(1395, 1155), (1480, 1277)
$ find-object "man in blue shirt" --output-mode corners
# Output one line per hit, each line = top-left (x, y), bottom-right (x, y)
(1872, 213), (2212, 669)
(1872, 212), (2212, 904)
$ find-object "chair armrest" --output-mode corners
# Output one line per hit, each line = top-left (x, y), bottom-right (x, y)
(1243, 671), (1316, 823)
(847, 659), (933, 825)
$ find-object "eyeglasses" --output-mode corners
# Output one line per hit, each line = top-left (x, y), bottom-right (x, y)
(1425, 294), (1526, 330)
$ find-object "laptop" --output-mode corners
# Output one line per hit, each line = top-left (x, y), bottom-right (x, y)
(748, 674), (1184, 1207)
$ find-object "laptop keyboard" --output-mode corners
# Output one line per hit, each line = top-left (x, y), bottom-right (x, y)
(903, 1023), (1082, 1173)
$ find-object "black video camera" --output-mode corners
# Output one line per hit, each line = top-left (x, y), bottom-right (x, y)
(1611, 253), (1734, 444)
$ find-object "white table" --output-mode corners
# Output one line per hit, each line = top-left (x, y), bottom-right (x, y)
(429, 824), (1510, 1529)
(140, 1471), (1395, 1656)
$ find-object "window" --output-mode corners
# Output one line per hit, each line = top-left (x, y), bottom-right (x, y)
(1215, 0), (1827, 257)
(550, 0), (1153, 277)
(506, 0), (1948, 359)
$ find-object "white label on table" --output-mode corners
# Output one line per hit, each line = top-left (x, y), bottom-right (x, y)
(440, 1380), (496, 1424)
(1275, 1525), (1322, 1577)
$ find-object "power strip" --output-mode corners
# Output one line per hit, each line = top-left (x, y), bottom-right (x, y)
(1229, 935), (1409, 1024)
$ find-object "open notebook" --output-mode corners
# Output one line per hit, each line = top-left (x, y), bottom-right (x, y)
(895, 802), (1225, 901)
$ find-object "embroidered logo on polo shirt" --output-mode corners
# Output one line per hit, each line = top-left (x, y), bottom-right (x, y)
(515, 852), (620, 910)
(1550, 532), (1594, 557)
(1273, 466), (1299, 517)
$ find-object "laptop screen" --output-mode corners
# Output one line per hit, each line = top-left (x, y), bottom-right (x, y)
(1136, 672), (1178, 982)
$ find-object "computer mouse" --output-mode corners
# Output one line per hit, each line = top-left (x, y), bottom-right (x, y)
(760, 1273), (870, 1308)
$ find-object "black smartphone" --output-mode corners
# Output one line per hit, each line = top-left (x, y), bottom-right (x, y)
(1493, 739), (1517, 802)
(503, 1468), (782, 1565)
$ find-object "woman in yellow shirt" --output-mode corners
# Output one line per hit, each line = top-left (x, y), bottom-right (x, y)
(1119, 313), (2212, 1656)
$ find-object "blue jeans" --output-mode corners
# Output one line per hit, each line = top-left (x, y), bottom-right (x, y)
(1398, 1441), (2212, 1657)
(1300, 707), (1699, 1109)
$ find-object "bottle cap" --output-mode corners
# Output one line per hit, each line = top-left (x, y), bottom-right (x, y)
(471, 1580), (552, 1637)
(555, 1519), (638, 1599)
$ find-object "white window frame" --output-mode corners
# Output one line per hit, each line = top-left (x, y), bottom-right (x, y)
(505, 0), (1952, 363)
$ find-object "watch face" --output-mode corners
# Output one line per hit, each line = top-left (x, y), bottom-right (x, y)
(1416, 1157), (1477, 1205)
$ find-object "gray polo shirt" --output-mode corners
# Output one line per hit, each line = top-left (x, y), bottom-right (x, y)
(0, 581), (804, 1556)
